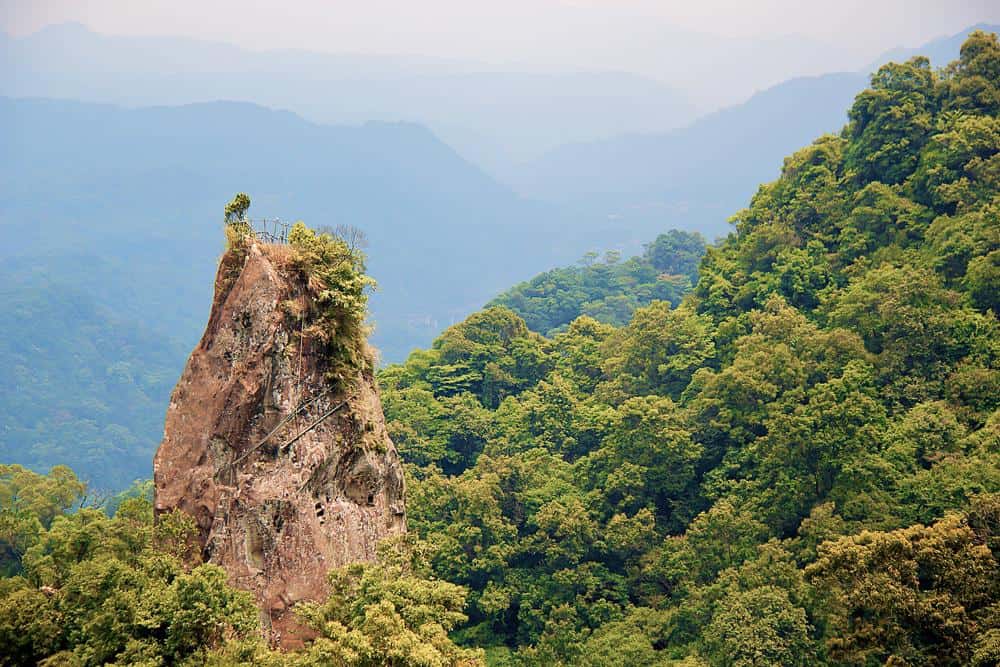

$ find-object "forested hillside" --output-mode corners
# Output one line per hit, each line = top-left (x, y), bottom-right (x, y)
(0, 31), (998, 667)
(379, 32), (1000, 664)
(0, 283), (182, 488)
(488, 230), (705, 335)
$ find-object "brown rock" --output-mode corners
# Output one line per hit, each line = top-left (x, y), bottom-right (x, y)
(153, 240), (405, 645)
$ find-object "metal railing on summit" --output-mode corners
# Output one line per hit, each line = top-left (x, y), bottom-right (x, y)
(247, 218), (291, 244)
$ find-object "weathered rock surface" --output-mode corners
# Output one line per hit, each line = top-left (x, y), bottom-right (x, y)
(153, 241), (405, 644)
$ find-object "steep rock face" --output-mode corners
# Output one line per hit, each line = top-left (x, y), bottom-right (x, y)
(153, 241), (405, 644)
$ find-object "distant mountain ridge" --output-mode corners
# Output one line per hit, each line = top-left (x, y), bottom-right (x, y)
(0, 94), (609, 489)
(869, 22), (1000, 70)
(507, 72), (866, 238)
(0, 22), (697, 171)
(0, 96), (592, 360)
(507, 24), (1000, 239)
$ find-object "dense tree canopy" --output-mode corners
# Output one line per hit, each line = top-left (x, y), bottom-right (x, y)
(377, 32), (1000, 665)
(488, 230), (705, 336)
(0, 476), (480, 667)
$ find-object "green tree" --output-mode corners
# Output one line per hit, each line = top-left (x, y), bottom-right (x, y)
(645, 230), (707, 281)
(371, 32), (1000, 664)
(967, 249), (1000, 312)
(0, 465), (85, 575)
(295, 538), (484, 667)
(702, 586), (814, 667)
(489, 232), (701, 335)
(224, 192), (251, 224)
(0, 499), (259, 667)
(601, 302), (716, 400)
(580, 395), (700, 522)
(806, 495), (1000, 666)
(942, 30), (1000, 115)
(845, 57), (937, 185)
(288, 221), (377, 377)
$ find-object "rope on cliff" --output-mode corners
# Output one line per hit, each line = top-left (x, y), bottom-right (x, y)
(296, 310), (305, 402)
(230, 389), (330, 467)
(278, 400), (348, 454)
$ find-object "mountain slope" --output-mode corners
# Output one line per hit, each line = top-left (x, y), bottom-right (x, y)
(510, 71), (866, 238)
(0, 280), (183, 489)
(379, 31), (1000, 664)
(487, 229), (706, 335)
(510, 24), (998, 239)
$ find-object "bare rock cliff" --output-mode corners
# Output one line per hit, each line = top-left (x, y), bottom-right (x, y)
(153, 240), (405, 643)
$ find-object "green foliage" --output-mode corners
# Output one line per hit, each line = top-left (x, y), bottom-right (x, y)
(807, 495), (1000, 666)
(942, 30), (1000, 115)
(701, 586), (814, 667)
(288, 221), (378, 380)
(846, 57), (937, 186)
(582, 395), (701, 521)
(223, 192), (253, 250)
(0, 489), (486, 666)
(0, 465), (85, 576)
(293, 538), (484, 667)
(489, 230), (705, 336)
(646, 230), (707, 281)
(967, 248), (1000, 312)
(0, 497), (260, 667)
(223, 193), (251, 225)
(600, 302), (716, 400)
(0, 465), (84, 531)
(377, 32), (1000, 665)
(381, 307), (551, 473)
(103, 479), (154, 518)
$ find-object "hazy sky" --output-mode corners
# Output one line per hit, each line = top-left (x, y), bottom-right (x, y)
(3, 0), (999, 113)
(4, 0), (999, 68)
